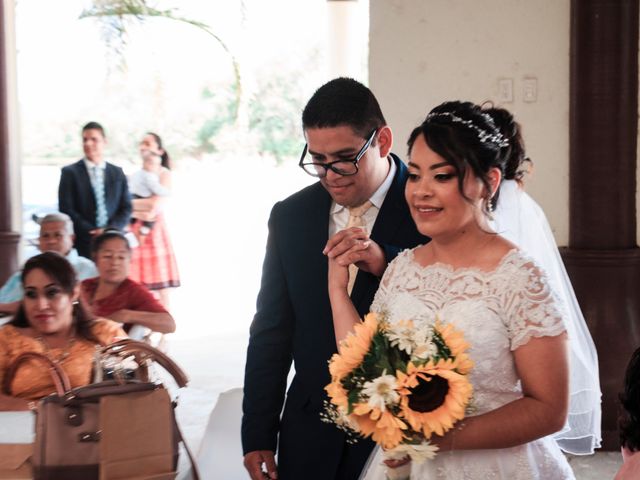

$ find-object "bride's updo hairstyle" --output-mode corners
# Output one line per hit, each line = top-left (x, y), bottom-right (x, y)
(483, 104), (530, 184)
(407, 100), (514, 214)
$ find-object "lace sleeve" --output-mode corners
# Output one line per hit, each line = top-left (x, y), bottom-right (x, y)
(370, 249), (411, 314)
(504, 258), (567, 350)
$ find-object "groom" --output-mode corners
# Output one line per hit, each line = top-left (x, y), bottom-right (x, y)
(242, 78), (428, 480)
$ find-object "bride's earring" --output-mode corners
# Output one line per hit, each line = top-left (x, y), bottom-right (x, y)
(486, 195), (494, 215)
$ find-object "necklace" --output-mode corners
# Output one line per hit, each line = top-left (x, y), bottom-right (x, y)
(36, 331), (76, 364)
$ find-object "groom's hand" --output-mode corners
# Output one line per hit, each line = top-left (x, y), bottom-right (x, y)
(324, 228), (386, 277)
(244, 450), (278, 479)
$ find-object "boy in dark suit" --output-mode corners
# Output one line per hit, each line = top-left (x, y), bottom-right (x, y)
(242, 78), (429, 480)
(58, 122), (131, 258)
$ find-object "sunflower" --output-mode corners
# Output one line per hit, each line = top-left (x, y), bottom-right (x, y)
(396, 360), (473, 438)
(325, 379), (349, 409)
(326, 313), (380, 408)
(436, 319), (474, 374)
(328, 313), (379, 381)
(352, 403), (408, 449)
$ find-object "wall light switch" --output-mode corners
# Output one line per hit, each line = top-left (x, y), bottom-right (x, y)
(523, 77), (538, 103)
(497, 78), (513, 103)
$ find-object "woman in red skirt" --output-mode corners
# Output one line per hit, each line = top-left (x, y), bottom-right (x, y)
(128, 132), (180, 308)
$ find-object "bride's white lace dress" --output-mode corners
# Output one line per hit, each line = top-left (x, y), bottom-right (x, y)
(359, 248), (575, 480)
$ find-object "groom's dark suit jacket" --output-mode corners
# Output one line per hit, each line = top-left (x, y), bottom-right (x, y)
(242, 154), (429, 479)
(58, 159), (132, 258)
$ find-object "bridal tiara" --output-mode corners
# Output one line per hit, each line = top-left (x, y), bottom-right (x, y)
(425, 112), (510, 148)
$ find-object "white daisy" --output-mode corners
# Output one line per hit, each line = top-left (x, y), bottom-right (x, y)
(386, 320), (416, 354)
(361, 373), (400, 412)
(411, 327), (438, 360)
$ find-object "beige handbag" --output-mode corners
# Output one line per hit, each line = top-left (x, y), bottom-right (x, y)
(4, 340), (199, 480)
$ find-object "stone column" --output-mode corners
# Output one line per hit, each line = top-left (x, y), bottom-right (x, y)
(0, 0), (20, 285)
(326, 0), (365, 80)
(563, 0), (640, 450)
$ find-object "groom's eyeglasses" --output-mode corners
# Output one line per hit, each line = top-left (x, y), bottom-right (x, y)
(298, 129), (377, 178)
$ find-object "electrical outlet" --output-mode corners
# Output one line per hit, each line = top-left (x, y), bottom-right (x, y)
(523, 77), (538, 103)
(497, 78), (514, 103)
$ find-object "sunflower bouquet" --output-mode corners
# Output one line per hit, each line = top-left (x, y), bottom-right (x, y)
(323, 312), (474, 479)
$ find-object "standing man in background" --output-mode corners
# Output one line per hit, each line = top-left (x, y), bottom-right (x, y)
(58, 122), (131, 258)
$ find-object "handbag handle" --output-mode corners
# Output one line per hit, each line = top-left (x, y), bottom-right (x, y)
(3, 351), (72, 396)
(99, 339), (189, 388)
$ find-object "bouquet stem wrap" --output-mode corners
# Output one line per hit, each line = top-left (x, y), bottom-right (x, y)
(382, 448), (411, 479)
(384, 461), (411, 480)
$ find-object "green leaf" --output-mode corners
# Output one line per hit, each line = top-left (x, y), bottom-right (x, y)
(347, 388), (361, 414)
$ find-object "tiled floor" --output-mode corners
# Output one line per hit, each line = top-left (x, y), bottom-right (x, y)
(569, 452), (622, 479)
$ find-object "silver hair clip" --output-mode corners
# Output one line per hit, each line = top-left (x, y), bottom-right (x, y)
(426, 112), (510, 148)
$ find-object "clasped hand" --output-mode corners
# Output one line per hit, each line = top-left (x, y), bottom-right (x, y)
(324, 227), (386, 290)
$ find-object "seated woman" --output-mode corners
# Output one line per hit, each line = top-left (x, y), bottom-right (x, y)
(0, 252), (126, 411)
(81, 229), (176, 335)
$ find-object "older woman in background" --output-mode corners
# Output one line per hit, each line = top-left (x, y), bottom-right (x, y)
(0, 252), (125, 410)
(81, 229), (175, 335)
(0, 212), (97, 315)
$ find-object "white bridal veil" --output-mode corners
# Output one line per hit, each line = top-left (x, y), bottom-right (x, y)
(491, 179), (602, 455)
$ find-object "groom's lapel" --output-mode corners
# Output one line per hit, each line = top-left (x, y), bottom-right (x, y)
(304, 185), (332, 282)
(371, 156), (407, 244)
(351, 155), (408, 305)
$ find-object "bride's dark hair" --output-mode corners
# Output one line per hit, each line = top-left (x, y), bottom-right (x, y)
(482, 103), (531, 184)
(407, 100), (510, 214)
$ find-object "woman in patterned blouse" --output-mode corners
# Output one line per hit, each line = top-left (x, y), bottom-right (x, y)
(0, 252), (126, 410)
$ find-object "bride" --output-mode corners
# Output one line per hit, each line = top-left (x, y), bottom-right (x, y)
(326, 101), (589, 479)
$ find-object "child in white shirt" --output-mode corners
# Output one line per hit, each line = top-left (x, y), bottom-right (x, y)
(128, 151), (169, 235)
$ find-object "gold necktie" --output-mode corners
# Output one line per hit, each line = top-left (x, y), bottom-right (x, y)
(346, 201), (373, 294)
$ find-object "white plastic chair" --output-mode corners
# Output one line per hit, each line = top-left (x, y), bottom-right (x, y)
(0, 411), (33, 478)
(179, 388), (249, 480)
(0, 411), (34, 444)
(127, 324), (152, 341)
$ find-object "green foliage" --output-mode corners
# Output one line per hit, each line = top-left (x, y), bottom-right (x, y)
(247, 59), (319, 164)
(80, 0), (242, 119)
(195, 87), (235, 153)
(347, 388), (360, 415)
(430, 330), (452, 363)
(341, 328), (411, 411)
(194, 85), (237, 154)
